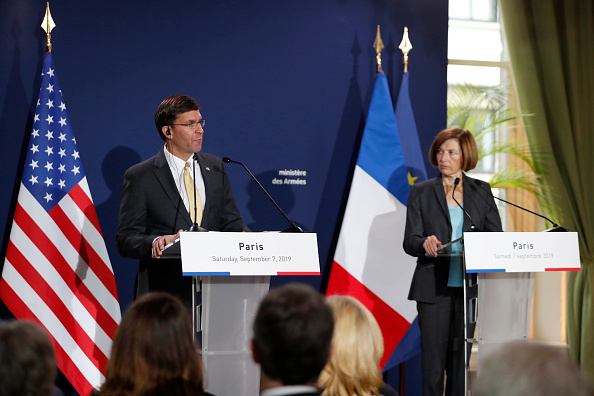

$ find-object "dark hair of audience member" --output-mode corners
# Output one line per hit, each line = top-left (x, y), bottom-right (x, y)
(0, 320), (57, 396)
(252, 283), (334, 386)
(92, 292), (207, 396)
(318, 295), (386, 396)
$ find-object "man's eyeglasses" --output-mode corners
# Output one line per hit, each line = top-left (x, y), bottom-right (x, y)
(170, 119), (205, 129)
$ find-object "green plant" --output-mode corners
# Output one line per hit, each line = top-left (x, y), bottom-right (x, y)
(447, 82), (560, 223)
(447, 83), (535, 190)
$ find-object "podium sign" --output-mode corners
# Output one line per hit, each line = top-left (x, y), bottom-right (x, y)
(464, 232), (580, 273)
(180, 232), (320, 276)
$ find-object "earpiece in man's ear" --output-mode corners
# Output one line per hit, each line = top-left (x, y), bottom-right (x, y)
(165, 127), (171, 136)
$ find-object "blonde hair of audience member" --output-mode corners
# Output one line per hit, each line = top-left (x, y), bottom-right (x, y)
(92, 292), (207, 396)
(0, 320), (57, 396)
(474, 341), (594, 396)
(318, 295), (385, 396)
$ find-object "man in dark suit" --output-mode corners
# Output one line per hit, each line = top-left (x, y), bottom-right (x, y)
(116, 95), (247, 306)
(251, 283), (334, 396)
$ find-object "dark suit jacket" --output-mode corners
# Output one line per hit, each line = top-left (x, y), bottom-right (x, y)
(116, 149), (247, 300)
(403, 173), (502, 303)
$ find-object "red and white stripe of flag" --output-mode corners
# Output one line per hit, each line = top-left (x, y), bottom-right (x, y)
(1, 177), (120, 396)
(328, 166), (417, 368)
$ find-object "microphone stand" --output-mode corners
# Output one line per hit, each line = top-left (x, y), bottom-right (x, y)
(223, 157), (303, 233)
(452, 177), (479, 232)
(471, 179), (567, 232)
(452, 177), (476, 393)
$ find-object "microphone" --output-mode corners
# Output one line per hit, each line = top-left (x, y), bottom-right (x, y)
(222, 157), (303, 233)
(452, 177), (479, 232)
(189, 153), (208, 232)
(471, 179), (567, 232)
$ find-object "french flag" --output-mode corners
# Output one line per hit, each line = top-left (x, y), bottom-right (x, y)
(327, 72), (420, 369)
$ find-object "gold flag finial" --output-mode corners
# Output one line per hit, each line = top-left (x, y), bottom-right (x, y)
(399, 27), (413, 72)
(373, 25), (384, 73)
(41, 2), (56, 52)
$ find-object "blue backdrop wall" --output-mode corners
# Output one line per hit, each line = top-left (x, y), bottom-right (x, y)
(0, 1), (446, 390)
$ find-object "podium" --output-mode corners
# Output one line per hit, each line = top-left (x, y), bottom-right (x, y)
(199, 275), (269, 396)
(463, 231), (580, 394)
(164, 232), (320, 396)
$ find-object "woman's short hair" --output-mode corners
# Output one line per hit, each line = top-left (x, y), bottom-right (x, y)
(0, 320), (57, 396)
(93, 292), (205, 396)
(429, 127), (479, 171)
(318, 295), (385, 396)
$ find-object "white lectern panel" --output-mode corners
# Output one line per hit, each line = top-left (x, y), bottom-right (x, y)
(202, 276), (269, 396)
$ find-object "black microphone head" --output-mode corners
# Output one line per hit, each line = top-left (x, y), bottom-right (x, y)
(454, 177), (460, 186)
(222, 157), (231, 163)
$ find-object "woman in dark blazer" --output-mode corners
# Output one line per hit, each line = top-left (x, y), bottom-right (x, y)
(403, 128), (502, 396)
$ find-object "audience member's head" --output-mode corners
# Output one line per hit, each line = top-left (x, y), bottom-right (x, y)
(318, 295), (386, 396)
(0, 320), (57, 396)
(474, 341), (594, 396)
(93, 292), (206, 396)
(252, 283), (334, 389)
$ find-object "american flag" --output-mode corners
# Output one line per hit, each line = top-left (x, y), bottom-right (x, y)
(0, 52), (121, 395)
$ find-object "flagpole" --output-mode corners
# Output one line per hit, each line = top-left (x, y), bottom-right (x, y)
(398, 26), (413, 396)
(399, 27), (413, 72)
(328, 23), (418, 396)
(0, 4), (122, 395)
(373, 25), (384, 73)
(41, 2), (56, 53)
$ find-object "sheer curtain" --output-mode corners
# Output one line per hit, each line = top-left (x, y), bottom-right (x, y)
(499, 0), (594, 379)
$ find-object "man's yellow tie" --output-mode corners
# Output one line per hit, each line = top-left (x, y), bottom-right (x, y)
(184, 163), (203, 225)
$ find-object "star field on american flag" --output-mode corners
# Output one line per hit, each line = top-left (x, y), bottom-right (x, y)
(24, 61), (84, 212)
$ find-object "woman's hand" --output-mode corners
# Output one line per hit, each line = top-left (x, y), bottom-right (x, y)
(423, 235), (442, 257)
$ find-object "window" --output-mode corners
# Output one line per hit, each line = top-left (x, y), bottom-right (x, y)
(448, 1), (534, 233)
(449, 0), (498, 22)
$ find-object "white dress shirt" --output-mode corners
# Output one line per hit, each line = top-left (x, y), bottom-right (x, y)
(163, 146), (206, 213)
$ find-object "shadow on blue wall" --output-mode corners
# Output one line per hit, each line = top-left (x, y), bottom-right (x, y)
(0, 15), (44, 318)
(245, 169), (305, 232)
(317, 33), (366, 293)
(95, 146), (142, 312)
